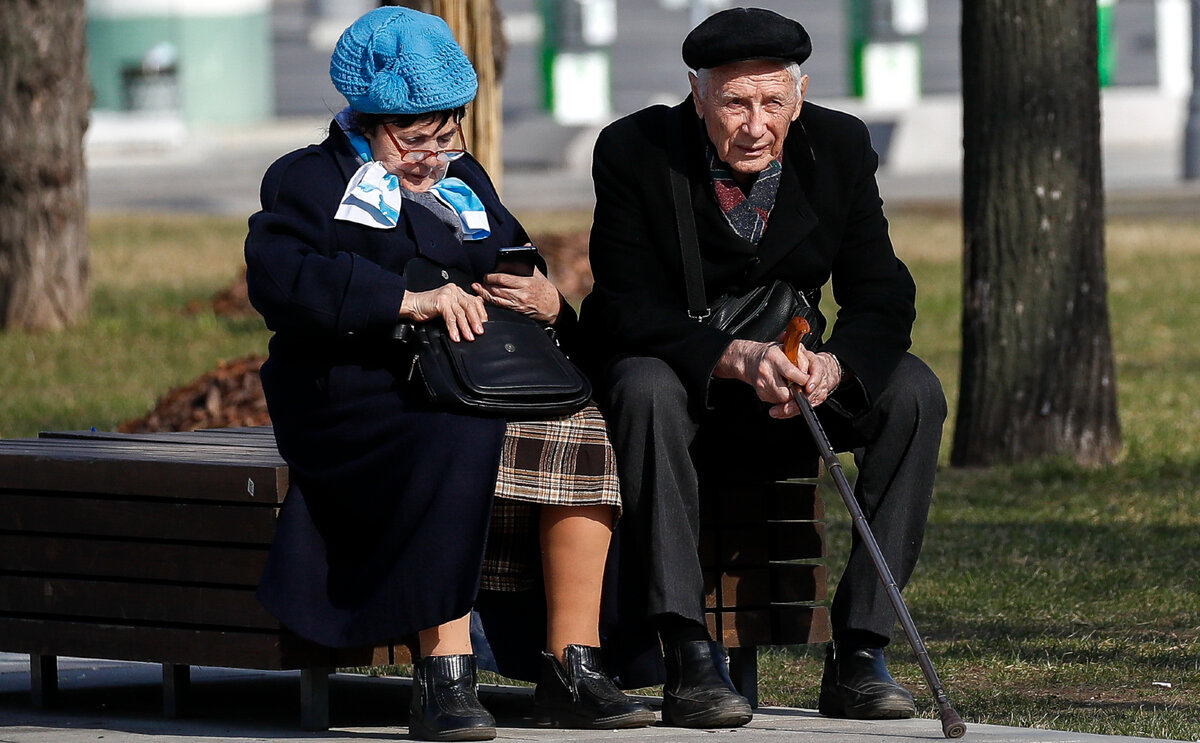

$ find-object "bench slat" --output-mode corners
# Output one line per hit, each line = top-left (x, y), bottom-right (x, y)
(0, 616), (407, 671)
(0, 534), (268, 586)
(0, 441), (286, 502)
(700, 521), (825, 565)
(704, 564), (829, 608)
(700, 480), (824, 523)
(2, 437), (284, 463)
(41, 428), (278, 447)
(0, 575), (278, 630)
(0, 616), (310, 669)
(0, 493), (278, 544)
(708, 605), (832, 648)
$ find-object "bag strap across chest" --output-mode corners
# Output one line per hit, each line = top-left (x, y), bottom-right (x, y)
(667, 108), (710, 322)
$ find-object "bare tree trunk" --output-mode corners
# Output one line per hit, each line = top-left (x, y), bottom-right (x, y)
(0, 0), (91, 330)
(954, 0), (1120, 466)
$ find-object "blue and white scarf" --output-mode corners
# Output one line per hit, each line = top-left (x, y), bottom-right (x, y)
(332, 108), (490, 239)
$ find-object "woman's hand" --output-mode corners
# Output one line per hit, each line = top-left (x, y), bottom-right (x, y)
(399, 284), (487, 342)
(473, 268), (563, 324)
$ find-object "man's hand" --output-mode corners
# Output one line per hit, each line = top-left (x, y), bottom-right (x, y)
(714, 340), (842, 418)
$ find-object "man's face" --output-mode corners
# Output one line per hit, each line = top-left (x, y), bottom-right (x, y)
(690, 59), (807, 181)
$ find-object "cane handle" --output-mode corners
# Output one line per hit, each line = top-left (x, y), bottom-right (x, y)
(782, 316), (811, 366)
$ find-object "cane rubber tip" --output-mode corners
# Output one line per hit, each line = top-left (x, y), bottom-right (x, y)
(942, 713), (966, 738)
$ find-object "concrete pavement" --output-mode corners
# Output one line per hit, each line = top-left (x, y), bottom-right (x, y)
(0, 653), (1182, 743)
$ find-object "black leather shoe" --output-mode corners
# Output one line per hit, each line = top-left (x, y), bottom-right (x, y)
(661, 640), (753, 728)
(818, 644), (917, 719)
(533, 645), (656, 729)
(409, 655), (496, 741)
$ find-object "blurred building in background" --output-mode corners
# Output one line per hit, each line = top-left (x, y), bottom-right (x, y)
(87, 0), (273, 125)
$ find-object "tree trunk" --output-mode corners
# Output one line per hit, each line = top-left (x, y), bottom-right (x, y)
(954, 0), (1120, 466)
(385, 0), (505, 187)
(0, 0), (90, 331)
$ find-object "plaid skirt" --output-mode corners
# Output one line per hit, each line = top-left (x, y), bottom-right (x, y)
(480, 403), (621, 591)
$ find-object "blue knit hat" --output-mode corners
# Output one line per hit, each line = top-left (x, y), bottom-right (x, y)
(329, 6), (477, 115)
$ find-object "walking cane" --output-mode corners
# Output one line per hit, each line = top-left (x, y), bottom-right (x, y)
(782, 318), (966, 739)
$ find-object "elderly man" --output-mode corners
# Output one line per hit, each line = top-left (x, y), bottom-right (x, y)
(580, 7), (946, 729)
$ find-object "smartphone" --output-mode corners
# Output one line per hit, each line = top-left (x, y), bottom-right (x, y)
(493, 245), (540, 277)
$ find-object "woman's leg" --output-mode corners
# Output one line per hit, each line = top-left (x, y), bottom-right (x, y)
(418, 613), (472, 656)
(540, 504), (613, 662)
(411, 614), (493, 740)
(534, 503), (655, 728)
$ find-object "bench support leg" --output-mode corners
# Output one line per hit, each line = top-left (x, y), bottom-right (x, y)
(29, 655), (57, 708)
(300, 667), (333, 731)
(727, 647), (759, 709)
(163, 663), (191, 718)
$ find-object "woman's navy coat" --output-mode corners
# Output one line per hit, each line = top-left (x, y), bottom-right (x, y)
(244, 124), (542, 651)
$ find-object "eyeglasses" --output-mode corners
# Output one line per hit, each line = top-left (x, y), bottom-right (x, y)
(383, 121), (467, 164)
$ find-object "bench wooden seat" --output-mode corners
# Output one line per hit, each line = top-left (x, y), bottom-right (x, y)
(699, 469), (831, 706)
(0, 427), (828, 726)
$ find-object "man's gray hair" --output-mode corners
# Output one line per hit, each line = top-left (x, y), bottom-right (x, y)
(694, 60), (804, 103)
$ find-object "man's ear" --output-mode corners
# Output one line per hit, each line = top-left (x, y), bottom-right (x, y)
(792, 74), (809, 122)
(689, 72), (704, 118)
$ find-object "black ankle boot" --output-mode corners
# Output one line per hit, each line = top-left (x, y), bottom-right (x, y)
(818, 644), (916, 719)
(533, 645), (656, 729)
(661, 640), (752, 728)
(409, 655), (496, 741)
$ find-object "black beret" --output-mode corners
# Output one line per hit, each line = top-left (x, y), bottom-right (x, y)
(682, 7), (812, 70)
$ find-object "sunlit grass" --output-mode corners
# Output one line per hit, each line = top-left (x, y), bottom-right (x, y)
(1, 208), (1197, 739)
(760, 212), (1200, 741)
(0, 214), (268, 438)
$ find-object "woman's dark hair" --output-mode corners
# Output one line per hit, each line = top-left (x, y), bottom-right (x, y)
(352, 106), (466, 135)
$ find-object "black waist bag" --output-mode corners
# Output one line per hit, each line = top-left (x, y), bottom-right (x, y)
(401, 257), (591, 419)
(707, 279), (824, 349)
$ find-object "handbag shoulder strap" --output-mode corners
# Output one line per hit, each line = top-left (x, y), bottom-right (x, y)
(667, 106), (709, 320)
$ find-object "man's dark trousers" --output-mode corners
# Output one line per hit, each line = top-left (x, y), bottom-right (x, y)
(602, 353), (946, 644)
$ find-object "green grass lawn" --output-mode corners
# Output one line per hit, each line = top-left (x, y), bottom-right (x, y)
(759, 210), (1200, 741)
(1, 209), (1197, 739)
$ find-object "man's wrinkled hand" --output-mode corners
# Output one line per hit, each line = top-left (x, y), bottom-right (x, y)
(775, 349), (842, 416)
(714, 339), (807, 417)
(715, 340), (842, 418)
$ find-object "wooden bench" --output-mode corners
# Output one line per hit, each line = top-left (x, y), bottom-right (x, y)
(0, 427), (827, 725)
(700, 472), (830, 707)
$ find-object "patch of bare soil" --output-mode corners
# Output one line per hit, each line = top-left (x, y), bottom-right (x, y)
(186, 266), (256, 318)
(536, 230), (593, 305)
(119, 356), (269, 433)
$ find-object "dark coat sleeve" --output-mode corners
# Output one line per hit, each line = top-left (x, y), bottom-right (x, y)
(244, 145), (409, 342)
(801, 110), (916, 403)
(581, 106), (735, 402)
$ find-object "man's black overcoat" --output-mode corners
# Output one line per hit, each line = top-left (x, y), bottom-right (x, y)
(579, 97), (917, 409)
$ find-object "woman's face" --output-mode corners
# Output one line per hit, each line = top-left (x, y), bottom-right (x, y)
(367, 116), (462, 192)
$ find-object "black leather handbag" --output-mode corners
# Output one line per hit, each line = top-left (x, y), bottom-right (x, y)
(398, 257), (592, 419)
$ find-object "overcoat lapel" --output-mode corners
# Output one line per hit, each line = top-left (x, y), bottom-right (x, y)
(741, 123), (819, 287)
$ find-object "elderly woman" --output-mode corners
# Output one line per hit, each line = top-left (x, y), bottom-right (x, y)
(244, 7), (652, 741)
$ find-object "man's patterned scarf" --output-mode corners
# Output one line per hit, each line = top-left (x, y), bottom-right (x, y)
(706, 143), (782, 244)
